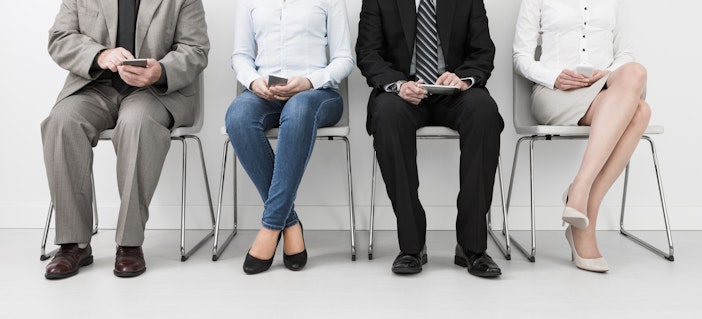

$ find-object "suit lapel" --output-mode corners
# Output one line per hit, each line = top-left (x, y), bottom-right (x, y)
(396, 0), (416, 56)
(436, 0), (455, 60)
(99, 0), (118, 46)
(135, 0), (163, 56)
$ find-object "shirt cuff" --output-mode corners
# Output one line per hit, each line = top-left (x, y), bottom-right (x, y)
(90, 52), (104, 72)
(383, 82), (395, 93)
(460, 77), (476, 89)
(154, 62), (168, 87)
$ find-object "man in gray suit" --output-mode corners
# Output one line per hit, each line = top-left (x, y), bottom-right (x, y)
(42, 0), (209, 279)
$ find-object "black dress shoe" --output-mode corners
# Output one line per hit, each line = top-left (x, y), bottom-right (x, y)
(243, 232), (282, 275)
(454, 244), (501, 278)
(283, 222), (307, 271)
(114, 246), (146, 278)
(392, 245), (428, 275)
(45, 244), (93, 280)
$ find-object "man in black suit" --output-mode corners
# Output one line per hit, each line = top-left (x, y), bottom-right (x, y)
(356, 0), (503, 277)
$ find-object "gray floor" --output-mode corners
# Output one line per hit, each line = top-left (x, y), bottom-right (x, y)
(1, 229), (699, 318)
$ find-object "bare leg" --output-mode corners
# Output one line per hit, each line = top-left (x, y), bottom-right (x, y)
(567, 63), (650, 258)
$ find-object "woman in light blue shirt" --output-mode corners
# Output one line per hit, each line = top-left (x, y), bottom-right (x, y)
(225, 0), (354, 274)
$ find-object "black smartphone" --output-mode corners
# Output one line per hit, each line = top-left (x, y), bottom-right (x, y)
(122, 59), (148, 67)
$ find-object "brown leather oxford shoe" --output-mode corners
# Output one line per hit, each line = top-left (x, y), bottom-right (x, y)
(45, 244), (93, 280)
(114, 246), (146, 278)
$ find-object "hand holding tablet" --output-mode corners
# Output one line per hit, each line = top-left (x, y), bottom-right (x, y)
(418, 84), (459, 95)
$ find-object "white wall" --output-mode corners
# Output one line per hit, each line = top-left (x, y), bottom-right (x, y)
(1, 0), (700, 232)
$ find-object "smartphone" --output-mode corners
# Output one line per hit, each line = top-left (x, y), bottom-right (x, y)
(575, 65), (594, 77)
(122, 58), (148, 67)
(268, 74), (288, 87)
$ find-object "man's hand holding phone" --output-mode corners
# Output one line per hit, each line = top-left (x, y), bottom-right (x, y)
(117, 58), (162, 87)
(97, 47), (135, 72)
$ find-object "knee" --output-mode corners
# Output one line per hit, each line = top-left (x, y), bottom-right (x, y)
(114, 107), (170, 140)
(619, 63), (648, 88)
(115, 107), (152, 130)
(370, 94), (418, 135)
(225, 98), (247, 133)
(280, 98), (317, 124)
(456, 94), (503, 134)
(41, 104), (85, 137)
(225, 95), (266, 138)
(631, 100), (652, 129)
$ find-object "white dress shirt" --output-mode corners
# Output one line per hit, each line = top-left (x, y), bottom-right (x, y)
(231, 0), (354, 90)
(513, 0), (635, 89)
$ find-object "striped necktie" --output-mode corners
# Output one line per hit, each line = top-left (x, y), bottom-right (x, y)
(416, 0), (439, 84)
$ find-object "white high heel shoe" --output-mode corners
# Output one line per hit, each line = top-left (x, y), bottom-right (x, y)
(562, 187), (589, 229)
(565, 226), (609, 273)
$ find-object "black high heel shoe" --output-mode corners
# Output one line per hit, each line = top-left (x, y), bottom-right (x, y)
(243, 231), (282, 275)
(283, 222), (307, 271)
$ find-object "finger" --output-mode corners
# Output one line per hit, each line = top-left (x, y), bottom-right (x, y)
(119, 48), (135, 60)
(145, 58), (158, 68)
(408, 84), (427, 95)
(435, 73), (450, 85)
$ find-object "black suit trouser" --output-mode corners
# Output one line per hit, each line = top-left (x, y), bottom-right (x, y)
(369, 87), (504, 254)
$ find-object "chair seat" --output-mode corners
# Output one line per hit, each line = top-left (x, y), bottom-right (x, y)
(515, 124), (664, 136)
(219, 125), (350, 138)
(416, 126), (459, 137)
(266, 126), (350, 138)
(99, 126), (199, 140)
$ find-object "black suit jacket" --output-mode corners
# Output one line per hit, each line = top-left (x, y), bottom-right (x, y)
(356, 0), (496, 132)
(356, 0), (495, 90)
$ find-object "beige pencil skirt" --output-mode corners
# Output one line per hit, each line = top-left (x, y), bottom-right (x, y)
(531, 74), (610, 126)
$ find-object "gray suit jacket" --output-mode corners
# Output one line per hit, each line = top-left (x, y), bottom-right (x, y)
(48, 0), (210, 128)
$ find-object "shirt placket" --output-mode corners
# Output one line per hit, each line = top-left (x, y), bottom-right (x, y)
(579, 0), (590, 65)
(280, 1), (288, 74)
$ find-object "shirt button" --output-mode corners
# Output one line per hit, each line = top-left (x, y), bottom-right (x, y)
(583, 35), (586, 38)
(582, 48), (586, 52)
(584, 7), (588, 10)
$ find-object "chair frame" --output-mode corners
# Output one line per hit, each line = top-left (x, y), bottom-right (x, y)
(368, 126), (511, 260)
(41, 74), (216, 262)
(212, 81), (357, 261)
(506, 74), (674, 262)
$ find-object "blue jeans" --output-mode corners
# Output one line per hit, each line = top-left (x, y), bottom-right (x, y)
(225, 89), (343, 230)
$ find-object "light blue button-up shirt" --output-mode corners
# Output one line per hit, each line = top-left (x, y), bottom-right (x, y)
(231, 0), (355, 90)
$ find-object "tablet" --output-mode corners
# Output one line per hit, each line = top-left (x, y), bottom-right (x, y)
(122, 59), (148, 67)
(418, 84), (459, 95)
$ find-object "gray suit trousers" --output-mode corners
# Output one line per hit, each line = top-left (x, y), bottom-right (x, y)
(41, 82), (173, 246)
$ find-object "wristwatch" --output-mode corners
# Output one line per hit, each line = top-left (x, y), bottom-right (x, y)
(390, 80), (407, 94)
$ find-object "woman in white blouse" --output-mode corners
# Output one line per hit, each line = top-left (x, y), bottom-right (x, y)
(226, 0), (354, 274)
(513, 0), (650, 273)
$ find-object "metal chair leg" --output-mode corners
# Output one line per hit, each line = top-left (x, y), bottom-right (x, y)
(213, 138), (238, 261)
(619, 136), (674, 261)
(341, 137), (357, 261)
(40, 202), (55, 261)
(369, 151), (378, 260)
(507, 136), (536, 262)
(178, 137), (215, 262)
(487, 156), (511, 260)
